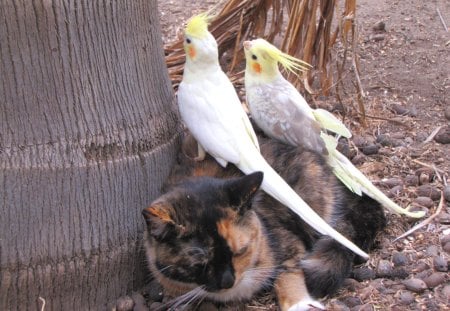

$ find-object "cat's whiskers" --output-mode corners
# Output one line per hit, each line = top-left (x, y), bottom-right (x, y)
(157, 264), (174, 273)
(161, 286), (207, 311)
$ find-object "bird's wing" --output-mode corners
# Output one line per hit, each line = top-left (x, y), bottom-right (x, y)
(178, 75), (249, 165)
(312, 108), (351, 138)
(260, 88), (327, 154)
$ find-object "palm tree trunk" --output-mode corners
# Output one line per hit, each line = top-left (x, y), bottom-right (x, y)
(0, 0), (180, 309)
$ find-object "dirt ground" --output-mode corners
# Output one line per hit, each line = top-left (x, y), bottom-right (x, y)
(119, 0), (450, 310)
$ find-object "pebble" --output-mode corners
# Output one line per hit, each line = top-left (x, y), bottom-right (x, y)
(442, 284), (450, 300)
(389, 185), (403, 197)
(392, 252), (408, 266)
(414, 196), (434, 208)
(416, 184), (441, 201)
(391, 104), (417, 117)
(434, 126), (450, 144)
(438, 212), (450, 224)
(398, 290), (415, 305)
(422, 272), (448, 288)
(343, 278), (363, 291)
(402, 278), (427, 293)
(433, 256), (448, 272)
(372, 21), (386, 32)
(426, 245), (439, 257)
(445, 106), (450, 121)
(381, 177), (403, 188)
(444, 242), (450, 254)
(353, 136), (368, 148)
(376, 259), (392, 278)
(404, 175), (419, 186)
(441, 234), (450, 246)
(444, 185), (450, 202)
(116, 295), (135, 311)
(361, 144), (379, 155)
(131, 292), (148, 311)
(351, 303), (373, 311)
(391, 267), (409, 279)
(352, 267), (376, 281)
(342, 296), (363, 307)
(351, 154), (366, 165)
(369, 34), (385, 41)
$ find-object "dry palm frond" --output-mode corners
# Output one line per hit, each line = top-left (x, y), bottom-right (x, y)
(165, 0), (362, 117)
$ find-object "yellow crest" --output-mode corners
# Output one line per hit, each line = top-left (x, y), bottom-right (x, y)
(185, 13), (210, 39)
(253, 39), (312, 74)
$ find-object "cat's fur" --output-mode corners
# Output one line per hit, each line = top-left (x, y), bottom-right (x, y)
(142, 134), (386, 310)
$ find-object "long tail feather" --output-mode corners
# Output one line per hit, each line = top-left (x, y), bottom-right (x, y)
(238, 148), (369, 259)
(321, 134), (425, 218)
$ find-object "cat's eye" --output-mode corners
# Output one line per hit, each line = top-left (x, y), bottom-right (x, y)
(234, 245), (249, 257)
(251, 54), (257, 60)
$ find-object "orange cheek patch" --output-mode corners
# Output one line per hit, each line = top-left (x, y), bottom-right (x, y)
(252, 62), (262, 74)
(188, 46), (196, 59)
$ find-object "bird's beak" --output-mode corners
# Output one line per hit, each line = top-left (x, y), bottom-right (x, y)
(243, 41), (252, 50)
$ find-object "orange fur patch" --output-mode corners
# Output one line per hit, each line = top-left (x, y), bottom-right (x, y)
(147, 204), (174, 223)
(252, 62), (262, 73)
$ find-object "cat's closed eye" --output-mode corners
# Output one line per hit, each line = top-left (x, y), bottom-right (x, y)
(234, 245), (249, 257)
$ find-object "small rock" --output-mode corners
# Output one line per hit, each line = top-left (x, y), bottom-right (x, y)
(438, 212), (450, 224)
(415, 269), (432, 280)
(433, 256), (448, 272)
(361, 144), (379, 155)
(343, 296), (363, 308)
(414, 196), (434, 208)
(376, 259), (392, 278)
(389, 185), (403, 197)
(443, 185), (450, 202)
(445, 106), (450, 121)
(443, 242), (450, 254)
(416, 184), (441, 201)
(422, 272), (448, 288)
(441, 234), (450, 246)
(353, 136), (368, 148)
(398, 290), (415, 305)
(352, 267), (376, 281)
(376, 134), (393, 147)
(370, 34), (385, 41)
(328, 300), (351, 311)
(337, 140), (356, 159)
(426, 245), (439, 257)
(404, 175), (419, 186)
(372, 21), (386, 32)
(391, 104), (417, 117)
(131, 292), (148, 311)
(381, 177), (403, 188)
(415, 132), (428, 142)
(116, 296), (135, 311)
(343, 278), (363, 291)
(419, 172), (431, 185)
(434, 126), (450, 144)
(391, 267), (409, 279)
(402, 278), (427, 293)
(351, 154), (366, 165)
(392, 252), (408, 266)
(442, 284), (450, 300)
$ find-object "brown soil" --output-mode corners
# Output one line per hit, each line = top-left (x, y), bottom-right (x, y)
(115, 1), (450, 310)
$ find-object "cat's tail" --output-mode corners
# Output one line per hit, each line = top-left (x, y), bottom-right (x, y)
(301, 237), (354, 298)
(238, 146), (369, 259)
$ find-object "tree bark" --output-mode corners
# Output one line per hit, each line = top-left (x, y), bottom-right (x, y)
(0, 1), (180, 309)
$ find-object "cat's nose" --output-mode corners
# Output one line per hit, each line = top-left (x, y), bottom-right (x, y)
(220, 268), (235, 289)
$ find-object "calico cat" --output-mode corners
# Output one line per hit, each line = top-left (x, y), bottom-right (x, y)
(142, 135), (386, 310)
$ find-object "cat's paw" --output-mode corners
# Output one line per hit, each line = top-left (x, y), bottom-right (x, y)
(287, 298), (325, 311)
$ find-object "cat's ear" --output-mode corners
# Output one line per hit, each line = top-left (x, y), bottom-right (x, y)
(226, 171), (263, 209)
(142, 203), (178, 240)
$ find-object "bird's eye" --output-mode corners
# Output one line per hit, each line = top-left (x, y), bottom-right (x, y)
(252, 54), (257, 60)
(186, 38), (191, 44)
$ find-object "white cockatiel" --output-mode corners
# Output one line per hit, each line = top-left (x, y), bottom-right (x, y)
(177, 13), (370, 265)
(243, 38), (425, 218)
